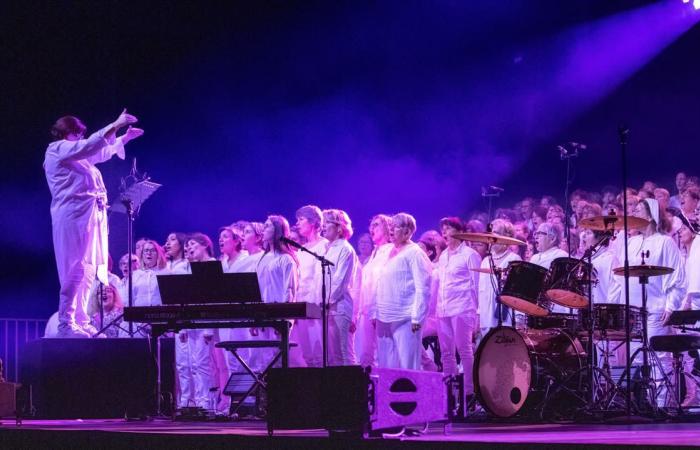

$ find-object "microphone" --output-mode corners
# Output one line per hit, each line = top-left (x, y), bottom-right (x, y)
(488, 185), (505, 192)
(280, 236), (304, 250)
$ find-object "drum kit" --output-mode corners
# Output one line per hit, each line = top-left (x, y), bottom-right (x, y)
(457, 213), (682, 421)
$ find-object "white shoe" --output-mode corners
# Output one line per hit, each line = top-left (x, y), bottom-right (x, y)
(81, 323), (100, 337)
(57, 323), (91, 338)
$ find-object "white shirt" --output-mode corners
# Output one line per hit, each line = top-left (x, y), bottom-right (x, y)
(614, 233), (686, 313)
(530, 246), (569, 313)
(231, 251), (263, 273)
(166, 258), (189, 273)
(530, 246), (569, 270)
(686, 237), (700, 301)
(478, 250), (521, 329)
(361, 243), (392, 319)
(324, 239), (360, 319)
(436, 242), (482, 317)
(220, 252), (247, 273)
(296, 238), (329, 305)
(256, 251), (298, 303)
(375, 242), (432, 324)
(131, 267), (165, 307)
(590, 248), (621, 305)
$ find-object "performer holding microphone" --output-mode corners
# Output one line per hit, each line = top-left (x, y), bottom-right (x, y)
(44, 110), (143, 337)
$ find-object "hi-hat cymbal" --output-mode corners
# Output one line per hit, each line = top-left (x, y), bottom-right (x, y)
(613, 265), (674, 278)
(454, 232), (526, 246)
(579, 215), (650, 231)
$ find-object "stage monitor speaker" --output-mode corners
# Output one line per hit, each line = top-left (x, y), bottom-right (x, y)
(266, 366), (447, 434)
(19, 338), (175, 419)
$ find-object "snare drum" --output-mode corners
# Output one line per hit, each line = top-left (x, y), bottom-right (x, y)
(527, 313), (581, 334)
(500, 261), (550, 316)
(579, 303), (643, 340)
(545, 257), (592, 309)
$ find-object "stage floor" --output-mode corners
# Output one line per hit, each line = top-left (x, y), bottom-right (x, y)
(2, 419), (700, 449)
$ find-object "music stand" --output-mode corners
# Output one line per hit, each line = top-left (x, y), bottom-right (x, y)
(157, 267), (262, 305)
(96, 177), (161, 338)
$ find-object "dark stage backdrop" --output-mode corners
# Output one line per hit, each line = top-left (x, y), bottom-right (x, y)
(1, 1), (699, 318)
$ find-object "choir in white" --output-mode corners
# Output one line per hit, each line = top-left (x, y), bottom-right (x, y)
(44, 111), (700, 412)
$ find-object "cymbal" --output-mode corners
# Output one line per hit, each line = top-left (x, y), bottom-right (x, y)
(454, 232), (526, 246)
(613, 265), (674, 277)
(579, 215), (650, 231)
(472, 267), (507, 275)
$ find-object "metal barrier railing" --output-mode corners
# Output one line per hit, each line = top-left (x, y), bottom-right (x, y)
(0, 319), (46, 383)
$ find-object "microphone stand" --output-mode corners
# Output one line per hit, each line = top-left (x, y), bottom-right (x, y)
(482, 187), (502, 223)
(559, 143), (579, 257)
(619, 124), (634, 419)
(291, 242), (335, 368)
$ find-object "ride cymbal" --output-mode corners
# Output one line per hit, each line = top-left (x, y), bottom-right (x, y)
(453, 232), (526, 246)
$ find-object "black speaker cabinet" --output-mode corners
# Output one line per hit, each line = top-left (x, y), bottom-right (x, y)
(266, 366), (447, 435)
(19, 338), (175, 419)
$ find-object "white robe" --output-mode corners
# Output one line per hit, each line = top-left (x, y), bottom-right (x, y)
(44, 125), (125, 330)
(614, 233), (686, 314)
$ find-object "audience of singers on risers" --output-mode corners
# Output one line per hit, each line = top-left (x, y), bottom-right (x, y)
(42, 173), (700, 407)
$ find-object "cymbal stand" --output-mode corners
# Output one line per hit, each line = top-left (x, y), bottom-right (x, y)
(483, 228), (510, 328)
(617, 251), (676, 416)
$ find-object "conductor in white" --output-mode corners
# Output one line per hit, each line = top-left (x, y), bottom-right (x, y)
(374, 213), (432, 370)
(44, 111), (143, 337)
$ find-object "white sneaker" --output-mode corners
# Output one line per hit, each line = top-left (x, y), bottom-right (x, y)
(57, 323), (91, 338)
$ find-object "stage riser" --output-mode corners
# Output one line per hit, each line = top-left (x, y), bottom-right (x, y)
(19, 338), (175, 419)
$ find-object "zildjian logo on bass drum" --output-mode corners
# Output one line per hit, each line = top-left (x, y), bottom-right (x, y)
(494, 333), (516, 345)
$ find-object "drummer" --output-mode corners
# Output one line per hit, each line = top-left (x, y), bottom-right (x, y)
(477, 219), (522, 337)
(530, 223), (569, 313)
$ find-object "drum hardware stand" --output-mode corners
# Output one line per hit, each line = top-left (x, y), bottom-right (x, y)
(616, 251), (676, 418)
(483, 231), (511, 328)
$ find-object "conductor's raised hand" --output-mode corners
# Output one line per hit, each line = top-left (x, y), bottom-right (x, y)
(115, 108), (138, 129)
(122, 126), (144, 144)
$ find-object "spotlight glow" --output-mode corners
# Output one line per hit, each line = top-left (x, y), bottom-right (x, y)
(694, 0), (700, 10)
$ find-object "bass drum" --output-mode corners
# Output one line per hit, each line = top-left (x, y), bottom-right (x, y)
(474, 326), (586, 418)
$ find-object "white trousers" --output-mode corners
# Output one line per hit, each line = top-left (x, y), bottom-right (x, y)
(289, 318), (323, 367)
(354, 312), (377, 367)
(437, 312), (476, 394)
(175, 329), (216, 409)
(328, 314), (356, 366)
(58, 261), (95, 330)
(376, 319), (422, 370)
